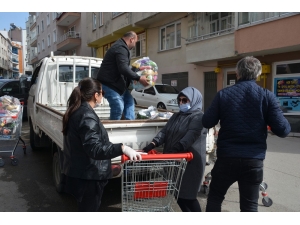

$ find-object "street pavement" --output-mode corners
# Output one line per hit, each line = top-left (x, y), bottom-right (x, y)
(0, 120), (299, 212)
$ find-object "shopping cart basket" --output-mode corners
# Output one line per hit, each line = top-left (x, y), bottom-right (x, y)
(121, 153), (193, 212)
(0, 96), (26, 167)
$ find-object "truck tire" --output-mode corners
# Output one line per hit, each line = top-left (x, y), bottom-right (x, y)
(29, 120), (41, 151)
(53, 151), (66, 193)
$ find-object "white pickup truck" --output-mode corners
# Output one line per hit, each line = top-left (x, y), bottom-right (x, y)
(27, 53), (215, 193)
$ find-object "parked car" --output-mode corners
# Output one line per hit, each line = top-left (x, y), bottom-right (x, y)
(131, 83), (180, 112)
(0, 78), (30, 119)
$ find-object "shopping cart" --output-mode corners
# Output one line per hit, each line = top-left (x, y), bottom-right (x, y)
(0, 96), (26, 167)
(121, 153), (193, 212)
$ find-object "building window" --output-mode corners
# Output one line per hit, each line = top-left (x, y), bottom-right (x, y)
(41, 21), (44, 32)
(37, 43), (40, 53)
(52, 12), (55, 20)
(160, 22), (181, 51)
(37, 25), (40, 35)
(238, 12), (293, 26)
(130, 32), (146, 58)
(93, 13), (97, 30)
(112, 12), (123, 18)
(42, 39), (45, 50)
(53, 30), (57, 43)
(47, 14), (50, 26)
(99, 12), (103, 27)
(47, 34), (51, 46)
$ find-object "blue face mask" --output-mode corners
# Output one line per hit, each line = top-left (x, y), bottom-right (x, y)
(179, 103), (191, 112)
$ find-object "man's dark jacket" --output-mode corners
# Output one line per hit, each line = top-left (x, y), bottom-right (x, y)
(202, 80), (291, 160)
(62, 101), (123, 180)
(97, 38), (140, 95)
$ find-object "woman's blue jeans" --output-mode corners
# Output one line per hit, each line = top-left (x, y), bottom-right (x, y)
(102, 84), (135, 120)
(206, 157), (264, 212)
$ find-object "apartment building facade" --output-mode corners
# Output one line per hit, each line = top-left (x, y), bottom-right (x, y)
(86, 12), (300, 131)
(0, 32), (10, 78)
(27, 12), (91, 69)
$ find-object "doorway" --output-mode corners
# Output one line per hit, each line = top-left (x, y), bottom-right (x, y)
(204, 71), (217, 111)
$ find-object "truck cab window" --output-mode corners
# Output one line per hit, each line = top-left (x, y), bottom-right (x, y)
(59, 66), (99, 82)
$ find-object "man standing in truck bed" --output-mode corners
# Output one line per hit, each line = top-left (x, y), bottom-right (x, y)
(96, 31), (149, 120)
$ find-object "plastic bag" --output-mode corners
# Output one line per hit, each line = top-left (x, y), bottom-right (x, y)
(0, 95), (21, 116)
(136, 106), (159, 120)
(131, 57), (158, 91)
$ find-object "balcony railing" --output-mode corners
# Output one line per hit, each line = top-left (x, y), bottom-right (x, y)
(12, 67), (19, 72)
(32, 52), (37, 59)
(12, 58), (19, 64)
(57, 31), (81, 44)
(187, 25), (235, 43)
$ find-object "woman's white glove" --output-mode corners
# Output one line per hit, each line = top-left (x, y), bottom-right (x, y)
(122, 145), (143, 162)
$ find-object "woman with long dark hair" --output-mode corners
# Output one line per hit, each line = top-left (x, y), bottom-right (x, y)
(62, 77), (142, 212)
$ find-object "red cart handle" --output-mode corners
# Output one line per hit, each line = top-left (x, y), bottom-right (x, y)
(121, 152), (193, 163)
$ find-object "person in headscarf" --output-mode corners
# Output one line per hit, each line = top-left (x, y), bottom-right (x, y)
(143, 87), (207, 212)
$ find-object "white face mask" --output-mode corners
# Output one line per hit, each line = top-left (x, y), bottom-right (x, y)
(179, 103), (191, 112)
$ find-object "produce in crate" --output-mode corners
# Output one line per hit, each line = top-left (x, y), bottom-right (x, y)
(131, 57), (158, 91)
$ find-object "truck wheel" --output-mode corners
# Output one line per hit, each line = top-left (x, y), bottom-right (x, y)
(53, 152), (66, 193)
(29, 120), (40, 151)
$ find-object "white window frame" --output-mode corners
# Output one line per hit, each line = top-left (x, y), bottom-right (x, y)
(130, 32), (146, 58)
(99, 12), (103, 27)
(53, 30), (57, 43)
(160, 21), (181, 51)
(46, 14), (50, 26)
(93, 13), (97, 30)
(47, 34), (50, 47)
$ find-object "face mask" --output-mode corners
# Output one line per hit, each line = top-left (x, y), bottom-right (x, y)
(179, 103), (191, 112)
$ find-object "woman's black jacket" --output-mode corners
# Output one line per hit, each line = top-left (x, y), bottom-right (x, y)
(62, 101), (123, 180)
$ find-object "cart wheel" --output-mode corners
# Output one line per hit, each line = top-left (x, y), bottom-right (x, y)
(260, 181), (268, 191)
(11, 158), (19, 166)
(0, 158), (4, 167)
(204, 186), (210, 195)
(262, 196), (273, 207)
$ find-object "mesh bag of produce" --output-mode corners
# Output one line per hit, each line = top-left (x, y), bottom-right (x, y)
(131, 57), (158, 91)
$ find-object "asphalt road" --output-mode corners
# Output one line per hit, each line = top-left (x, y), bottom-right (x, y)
(0, 120), (123, 212)
(0, 120), (299, 212)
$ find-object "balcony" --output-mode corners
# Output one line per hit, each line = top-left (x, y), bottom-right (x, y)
(31, 52), (38, 64)
(12, 58), (19, 64)
(56, 12), (80, 26)
(30, 35), (37, 47)
(12, 67), (19, 72)
(30, 16), (36, 31)
(57, 31), (81, 51)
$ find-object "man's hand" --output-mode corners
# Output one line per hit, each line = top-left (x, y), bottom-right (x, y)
(138, 75), (149, 87)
